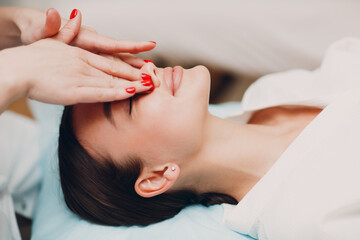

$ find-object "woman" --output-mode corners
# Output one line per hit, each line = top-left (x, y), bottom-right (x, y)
(0, 6), (158, 240)
(59, 38), (360, 239)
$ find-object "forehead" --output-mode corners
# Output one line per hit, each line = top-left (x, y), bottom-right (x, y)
(72, 103), (119, 159)
(73, 103), (106, 133)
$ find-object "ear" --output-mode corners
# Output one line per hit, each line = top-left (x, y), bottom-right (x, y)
(134, 163), (180, 198)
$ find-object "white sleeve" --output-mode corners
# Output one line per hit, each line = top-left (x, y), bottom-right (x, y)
(0, 176), (21, 240)
(0, 111), (41, 219)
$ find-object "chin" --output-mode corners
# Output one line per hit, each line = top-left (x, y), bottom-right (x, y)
(180, 65), (211, 119)
(181, 65), (211, 100)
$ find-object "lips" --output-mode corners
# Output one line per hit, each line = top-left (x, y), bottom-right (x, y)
(164, 67), (174, 95)
(172, 66), (183, 96)
(163, 66), (184, 96)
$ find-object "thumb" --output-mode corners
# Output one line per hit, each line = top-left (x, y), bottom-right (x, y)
(43, 8), (61, 38)
(52, 9), (82, 44)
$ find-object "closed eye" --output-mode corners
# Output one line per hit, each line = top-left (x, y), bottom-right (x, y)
(129, 97), (133, 116)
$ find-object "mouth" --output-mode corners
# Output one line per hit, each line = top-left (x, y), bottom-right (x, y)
(164, 66), (183, 96)
(173, 66), (183, 96)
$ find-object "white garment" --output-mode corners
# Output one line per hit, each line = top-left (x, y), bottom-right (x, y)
(222, 38), (360, 239)
(0, 111), (41, 240)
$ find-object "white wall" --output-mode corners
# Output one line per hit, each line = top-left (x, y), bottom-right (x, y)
(2, 0), (360, 77)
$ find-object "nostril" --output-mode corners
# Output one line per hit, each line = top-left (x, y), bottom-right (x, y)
(152, 69), (160, 88)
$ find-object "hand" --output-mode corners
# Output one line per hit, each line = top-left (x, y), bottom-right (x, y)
(3, 40), (155, 106)
(0, 17), (154, 109)
(18, 8), (156, 55)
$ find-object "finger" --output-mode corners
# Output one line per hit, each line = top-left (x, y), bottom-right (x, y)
(81, 66), (154, 93)
(52, 9), (82, 44)
(72, 32), (156, 54)
(140, 61), (160, 88)
(73, 86), (150, 103)
(43, 8), (61, 37)
(83, 51), (144, 81)
(82, 76), (154, 93)
(116, 53), (147, 68)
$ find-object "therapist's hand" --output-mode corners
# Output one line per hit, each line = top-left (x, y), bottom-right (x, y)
(1, 40), (154, 106)
(17, 7), (155, 62)
(0, 18), (154, 110)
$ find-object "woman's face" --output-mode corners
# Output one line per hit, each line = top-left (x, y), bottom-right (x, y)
(73, 64), (211, 167)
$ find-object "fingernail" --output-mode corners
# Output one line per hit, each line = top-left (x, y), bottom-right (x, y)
(141, 80), (153, 86)
(70, 9), (78, 19)
(149, 41), (156, 44)
(144, 59), (154, 64)
(141, 73), (152, 81)
(149, 84), (155, 91)
(126, 87), (136, 94)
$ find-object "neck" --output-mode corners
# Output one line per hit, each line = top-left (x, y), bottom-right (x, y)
(176, 113), (291, 201)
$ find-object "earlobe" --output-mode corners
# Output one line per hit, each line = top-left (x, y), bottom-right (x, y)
(134, 163), (180, 198)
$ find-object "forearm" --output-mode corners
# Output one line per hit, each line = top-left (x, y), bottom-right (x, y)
(0, 47), (27, 114)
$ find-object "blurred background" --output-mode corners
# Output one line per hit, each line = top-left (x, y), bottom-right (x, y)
(3, 0), (360, 104)
(2, 1), (360, 238)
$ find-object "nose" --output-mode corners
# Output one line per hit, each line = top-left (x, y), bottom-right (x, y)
(140, 63), (160, 88)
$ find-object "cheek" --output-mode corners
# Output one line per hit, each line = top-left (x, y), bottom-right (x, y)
(137, 122), (202, 162)
(130, 65), (210, 161)
(134, 103), (204, 161)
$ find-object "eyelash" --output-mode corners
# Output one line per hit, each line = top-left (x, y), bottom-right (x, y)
(129, 97), (133, 116)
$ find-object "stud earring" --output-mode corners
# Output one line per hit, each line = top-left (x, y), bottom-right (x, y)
(171, 166), (176, 171)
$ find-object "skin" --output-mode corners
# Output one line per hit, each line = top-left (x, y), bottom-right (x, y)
(74, 63), (323, 201)
(0, 7), (158, 113)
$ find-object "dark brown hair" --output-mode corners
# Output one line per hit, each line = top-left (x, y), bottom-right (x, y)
(58, 105), (237, 226)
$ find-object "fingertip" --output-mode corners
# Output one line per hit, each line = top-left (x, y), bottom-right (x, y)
(137, 41), (157, 51)
(46, 8), (58, 16)
(125, 87), (136, 94)
(148, 41), (157, 50)
(53, 9), (81, 43)
(44, 8), (61, 37)
(46, 8), (60, 18)
(120, 89), (136, 100)
(46, 8), (52, 16)
(136, 61), (146, 68)
(70, 9), (79, 20)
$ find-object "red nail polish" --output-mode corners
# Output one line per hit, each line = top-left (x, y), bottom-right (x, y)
(149, 84), (155, 91)
(126, 87), (136, 94)
(141, 73), (152, 81)
(149, 41), (156, 44)
(141, 80), (153, 86)
(144, 60), (154, 64)
(70, 9), (78, 19)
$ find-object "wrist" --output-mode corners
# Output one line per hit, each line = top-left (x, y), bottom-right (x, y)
(0, 47), (28, 112)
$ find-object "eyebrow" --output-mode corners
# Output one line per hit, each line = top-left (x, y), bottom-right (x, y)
(103, 102), (115, 126)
